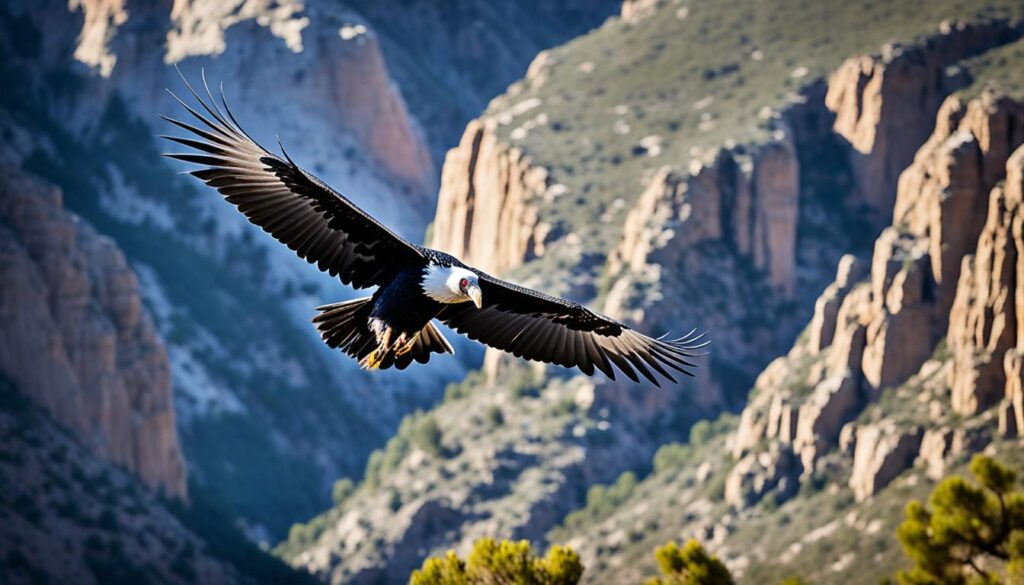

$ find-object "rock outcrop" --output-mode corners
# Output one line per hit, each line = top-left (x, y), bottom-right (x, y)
(725, 444), (800, 509)
(431, 118), (553, 274)
(950, 145), (1024, 414)
(849, 421), (922, 501)
(825, 18), (1024, 221)
(0, 169), (187, 498)
(606, 135), (800, 301)
(724, 92), (1024, 508)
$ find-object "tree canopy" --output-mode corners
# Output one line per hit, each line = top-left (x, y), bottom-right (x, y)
(409, 538), (583, 585)
(897, 455), (1024, 585)
(645, 539), (735, 585)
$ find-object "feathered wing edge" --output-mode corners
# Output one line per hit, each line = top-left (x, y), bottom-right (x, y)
(440, 299), (710, 387)
(159, 68), (424, 290)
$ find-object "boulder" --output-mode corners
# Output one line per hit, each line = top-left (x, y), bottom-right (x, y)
(794, 372), (862, 471)
(917, 427), (953, 480)
(850, 422), (923, 501)
(725, 443), (800, 509)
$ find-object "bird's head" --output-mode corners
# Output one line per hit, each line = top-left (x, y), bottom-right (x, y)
(423, 265), (483, 309)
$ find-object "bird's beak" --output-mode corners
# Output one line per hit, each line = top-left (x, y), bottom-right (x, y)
(467, 285), (483, 309)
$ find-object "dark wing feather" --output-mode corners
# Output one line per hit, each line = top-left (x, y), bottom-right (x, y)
(161, 73), (424, 289)
(438, 270), (708, 386)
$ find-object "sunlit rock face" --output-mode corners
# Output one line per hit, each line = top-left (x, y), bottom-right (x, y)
(826, 19), (1024, 222)
(0, 168), (187, 499)
(725, 91), (1024, 509)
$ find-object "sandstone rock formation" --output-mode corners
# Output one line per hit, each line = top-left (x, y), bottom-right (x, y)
(0, 169), (187, 498)
(725, 444), (800, 509)
(950, 145), (1024, 414)
(808, 255), (866, 353)
(826, 18), (1024, 221)
(849, 422), (922, 501)
(431, 118), (553, 274)
(721, 93), (1024, 509)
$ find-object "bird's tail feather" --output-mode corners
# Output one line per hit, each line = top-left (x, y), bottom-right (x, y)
(312, 298), (453, 371)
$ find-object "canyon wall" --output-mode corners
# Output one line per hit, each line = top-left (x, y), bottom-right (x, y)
(825, 19), (1024, 221)
(0, 168), (187, 498)
(728, 90), (1024, 507)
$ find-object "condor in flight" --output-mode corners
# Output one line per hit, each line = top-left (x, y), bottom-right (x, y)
(161, 75), (708, 386)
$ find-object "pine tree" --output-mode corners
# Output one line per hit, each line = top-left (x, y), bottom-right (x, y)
(645, 539), (734, 585)
(896, 455), (1024, 584)
(409, 538), (583, 585)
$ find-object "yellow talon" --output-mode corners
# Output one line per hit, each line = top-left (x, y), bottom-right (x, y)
(394, 333), (419, 357)
(360, 327), (392, 370)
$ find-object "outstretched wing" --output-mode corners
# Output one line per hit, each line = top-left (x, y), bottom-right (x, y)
(437, 270), (708, 386)
(161, 73), (424, 290)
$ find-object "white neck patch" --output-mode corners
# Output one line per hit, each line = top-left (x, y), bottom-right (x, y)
(422, 265), (477, 304)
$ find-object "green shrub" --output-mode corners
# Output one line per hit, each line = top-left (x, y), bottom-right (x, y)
(563, 471), (638, 530)
(412, 416), (445, 458)
(331, 478), (355, 507)
(653, 443), (695, 475)
(896, 455), (1024, 585)
(484, 406), (505, 427)
(409, 538), (583, 585)
(645, 539), (734, 585)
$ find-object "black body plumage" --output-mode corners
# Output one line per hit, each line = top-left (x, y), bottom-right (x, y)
(370, 266), (444, 337)
(161, 72), (709, 385)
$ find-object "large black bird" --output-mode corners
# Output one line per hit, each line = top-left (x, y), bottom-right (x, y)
(161, 75), (708, 386)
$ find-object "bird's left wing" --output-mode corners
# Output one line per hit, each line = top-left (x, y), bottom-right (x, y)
(161, 73), (425, 290)
(437, 271), (708, 386)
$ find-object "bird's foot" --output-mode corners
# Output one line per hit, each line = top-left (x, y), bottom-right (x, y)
(359, 348), (386, 370)
(394, 333), (419, 357)
(360, 327), (392, 370)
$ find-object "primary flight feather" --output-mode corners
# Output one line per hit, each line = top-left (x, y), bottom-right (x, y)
(161, 74), (708, 386)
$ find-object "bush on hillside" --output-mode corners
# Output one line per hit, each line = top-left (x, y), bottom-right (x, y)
(896, 455), (1024, 585)
(645, 539), (734, 585)
(331, 478), (354, 506)
(409, 538), (583, 585)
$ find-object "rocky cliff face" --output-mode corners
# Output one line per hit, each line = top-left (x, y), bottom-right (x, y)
(431, 117), (554, 274)
(728, 91), (1024, 508)
(0, 168), (187, 499)
(825, 19), (1024, 221)
(0, 0), (620, 539)
(549, 89), (1024, 585)
(428, 17), (1024, 424)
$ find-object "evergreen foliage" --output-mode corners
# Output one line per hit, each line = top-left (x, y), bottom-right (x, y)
(409, 538), (583, 585)
(645, 539), (734, 585)
(896, 455), (1024, 585)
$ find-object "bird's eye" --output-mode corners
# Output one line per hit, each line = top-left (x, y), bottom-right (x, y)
(459, 278), (468, 290)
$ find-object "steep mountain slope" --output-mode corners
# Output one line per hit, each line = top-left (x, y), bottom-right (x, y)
(0, 0), (616, 542)
(0, 167), (311, 585)
(551, 82), (1024, 584)
(344, 0), (621, 161)
(432, 1), (1024, 415)
(281, 2), (1024, 582)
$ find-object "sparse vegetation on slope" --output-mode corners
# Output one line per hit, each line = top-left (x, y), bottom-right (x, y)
(487, 0), (1024, 250)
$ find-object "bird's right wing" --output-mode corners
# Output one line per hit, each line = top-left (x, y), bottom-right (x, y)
(438, 270), (708, 386)
(161, 73), (424, 290)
